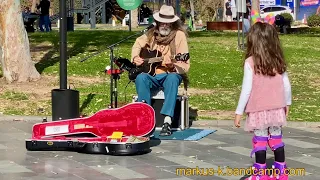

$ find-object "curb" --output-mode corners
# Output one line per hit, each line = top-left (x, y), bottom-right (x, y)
(192, 120), (320, 128)
(1, 115), (319, 128)
(0, 115), (51, 122)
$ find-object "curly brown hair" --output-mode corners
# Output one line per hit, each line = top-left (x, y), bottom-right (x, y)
(245, 22), (287, 76)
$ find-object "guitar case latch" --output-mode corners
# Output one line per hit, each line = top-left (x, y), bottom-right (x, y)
(67, 141), (73, 147)
(125, 143), (132, 149)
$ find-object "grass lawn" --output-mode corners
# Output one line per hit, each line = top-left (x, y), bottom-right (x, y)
(0, 29), (320, 122)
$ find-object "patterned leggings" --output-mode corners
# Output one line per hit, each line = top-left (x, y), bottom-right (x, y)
(253, 126), (282, 137)
(253, 126), (285, 163)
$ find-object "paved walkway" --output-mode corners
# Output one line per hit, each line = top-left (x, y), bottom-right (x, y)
(0, 120), (319, 180)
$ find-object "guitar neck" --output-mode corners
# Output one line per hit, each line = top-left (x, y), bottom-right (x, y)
(143, 53), (189, 64)
(144, 57), (163, 63)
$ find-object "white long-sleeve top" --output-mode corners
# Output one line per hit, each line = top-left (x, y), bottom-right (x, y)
(235, 62), (292, 115)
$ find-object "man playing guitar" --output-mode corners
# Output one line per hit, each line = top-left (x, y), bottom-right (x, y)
(131, 5), (190, 136)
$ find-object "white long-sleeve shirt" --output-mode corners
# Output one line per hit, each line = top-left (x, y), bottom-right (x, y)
(235, 62), (292, 115)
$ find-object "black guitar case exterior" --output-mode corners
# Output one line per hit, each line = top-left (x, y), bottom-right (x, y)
(25, 102), (156, 156)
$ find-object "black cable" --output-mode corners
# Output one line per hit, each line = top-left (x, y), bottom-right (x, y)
(124, 80), (132, 103)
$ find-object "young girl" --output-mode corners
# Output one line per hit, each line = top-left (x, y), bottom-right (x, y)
(234, 22), (292, 180)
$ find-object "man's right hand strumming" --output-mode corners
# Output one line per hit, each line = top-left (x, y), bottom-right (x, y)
(133, 56), (144, 66)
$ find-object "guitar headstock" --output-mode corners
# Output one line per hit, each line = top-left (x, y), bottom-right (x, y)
(113, 57), (135, 69)
(174, 53), (190, 62)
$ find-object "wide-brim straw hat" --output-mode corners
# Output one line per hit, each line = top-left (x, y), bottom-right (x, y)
(153, 5), (179, 23)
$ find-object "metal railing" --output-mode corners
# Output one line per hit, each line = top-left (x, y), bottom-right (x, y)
(50, 0), (109, 22)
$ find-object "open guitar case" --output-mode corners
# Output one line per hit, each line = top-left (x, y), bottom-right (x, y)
(25, 102), (156, 155)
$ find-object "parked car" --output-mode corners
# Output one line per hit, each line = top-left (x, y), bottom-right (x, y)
(260, 5), (294, 19)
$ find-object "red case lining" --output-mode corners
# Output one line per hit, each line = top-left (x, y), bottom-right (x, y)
(30, 102), (156, 141)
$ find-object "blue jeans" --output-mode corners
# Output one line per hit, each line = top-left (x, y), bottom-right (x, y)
(243, 18), (250, 34)
(39, 15), (50, 32)
(135, 73), (182, 117)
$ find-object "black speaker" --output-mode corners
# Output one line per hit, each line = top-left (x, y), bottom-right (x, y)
(151, 98), (182, 129)
(51, 89), (79, 121)
(67, 17), (74, 31)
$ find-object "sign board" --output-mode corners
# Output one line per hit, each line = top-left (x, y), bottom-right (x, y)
(286, 0), (294, 9)
(260, 0), (276, 6)
(236, 0), (247, 13)
(300, 0), (319, 6)
(116, 0), (143, 10)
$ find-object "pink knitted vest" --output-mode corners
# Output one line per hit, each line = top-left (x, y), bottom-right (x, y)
(245, 57), (286, 113)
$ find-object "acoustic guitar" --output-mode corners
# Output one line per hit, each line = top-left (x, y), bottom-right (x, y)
(114, 48), (190, 81)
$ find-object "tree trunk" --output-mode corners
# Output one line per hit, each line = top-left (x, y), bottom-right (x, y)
(189, 0), (196, 31)
(0, 0), (41, 83)
(31, 0), (37, 13)
(130, 9), (139, 29)
(251, 0), (260, 22)
(250, 0), (260, 25)
(223, 0), (226, 21)
(251, 0), (260, 12)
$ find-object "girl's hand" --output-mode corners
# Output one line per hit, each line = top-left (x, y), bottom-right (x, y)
(234, 114), (242, 128)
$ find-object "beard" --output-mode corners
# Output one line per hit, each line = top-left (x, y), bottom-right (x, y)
(159, 26), (171, 36)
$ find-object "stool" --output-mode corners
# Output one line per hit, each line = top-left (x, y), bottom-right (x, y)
(132, 89), (189, 131)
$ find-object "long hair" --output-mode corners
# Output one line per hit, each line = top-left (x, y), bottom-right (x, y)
(145, 19), (188, 44)
(245, 22), (287, 76)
